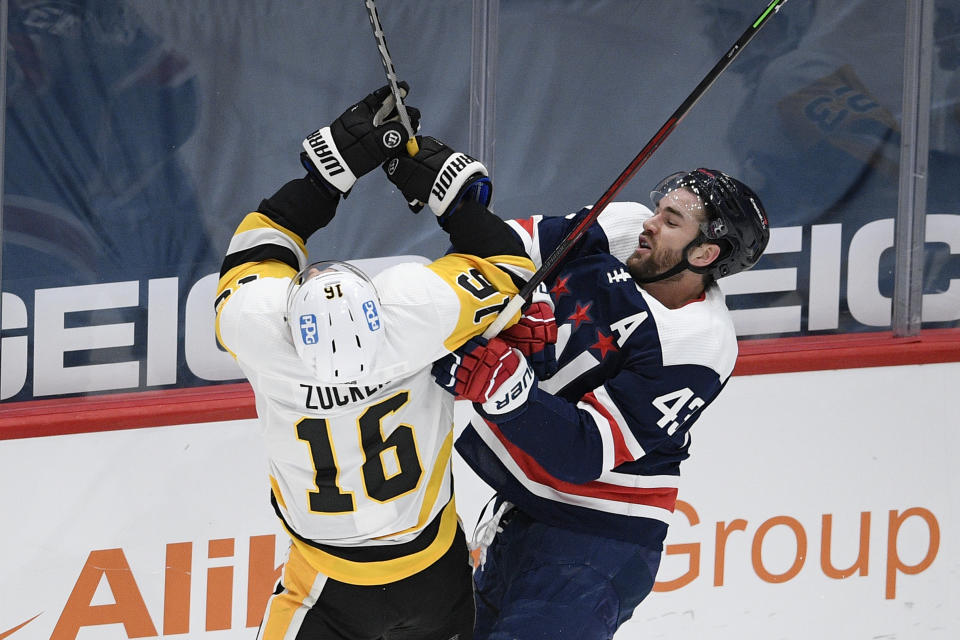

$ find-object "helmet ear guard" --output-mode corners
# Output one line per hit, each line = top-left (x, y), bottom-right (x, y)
(285, 261), (385, 383)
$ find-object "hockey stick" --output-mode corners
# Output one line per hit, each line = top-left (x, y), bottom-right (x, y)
(483, 0), (790, 339)
(363, 0), (420, 156)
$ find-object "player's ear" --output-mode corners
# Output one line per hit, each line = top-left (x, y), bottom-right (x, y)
(688, 242), (721, 268)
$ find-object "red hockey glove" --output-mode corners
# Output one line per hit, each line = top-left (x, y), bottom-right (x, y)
(432, 337), (535, 415)
(499, 301), (558, 379)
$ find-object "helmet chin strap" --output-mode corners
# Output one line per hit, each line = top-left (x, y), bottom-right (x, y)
(633, 259), (690, 284)
(632, 239), (705, 284)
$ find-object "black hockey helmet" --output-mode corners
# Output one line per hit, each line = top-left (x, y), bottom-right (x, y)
(650, 168), (770, 280)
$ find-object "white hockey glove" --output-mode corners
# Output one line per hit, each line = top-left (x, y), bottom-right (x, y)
(382, 136), (491, 220)
(301, 83), (420, 195)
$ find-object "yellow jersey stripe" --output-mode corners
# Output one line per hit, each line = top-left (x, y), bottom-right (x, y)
(269, 475), (288, 510)
(284, 499), (459, 585)
(260, 543), (321, 639)
(425, 253), (534, 351)
(235, 211), (308, 250)
(217, 259), (297, 303)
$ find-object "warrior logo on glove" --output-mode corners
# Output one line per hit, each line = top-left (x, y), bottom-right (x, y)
(431, 153), (477, 201)
(304, 131), (346, 179)
(382, 130), (402, 149)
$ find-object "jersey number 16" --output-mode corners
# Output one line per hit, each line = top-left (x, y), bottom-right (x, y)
(296, 391), (423, 513)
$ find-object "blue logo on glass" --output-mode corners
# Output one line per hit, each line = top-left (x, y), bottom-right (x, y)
(362, 300), (381, 331)
(299, 314), (318, 344)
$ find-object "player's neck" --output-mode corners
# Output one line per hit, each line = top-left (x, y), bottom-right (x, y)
(638, 271), (707, 309)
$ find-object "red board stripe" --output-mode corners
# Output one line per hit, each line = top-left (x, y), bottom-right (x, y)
(734, 328), (960, 376)
(0, 383), (256, 439)
(3, 329), (959, 439)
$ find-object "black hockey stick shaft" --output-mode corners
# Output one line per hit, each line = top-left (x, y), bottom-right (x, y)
(483, 0), (790, 338)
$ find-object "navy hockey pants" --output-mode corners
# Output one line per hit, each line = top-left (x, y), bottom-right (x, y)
(472, 506), (661, 640)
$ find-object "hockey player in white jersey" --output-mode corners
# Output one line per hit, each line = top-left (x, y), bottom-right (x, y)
(436, 169), (770, 639)
(215, 84), (533, 640)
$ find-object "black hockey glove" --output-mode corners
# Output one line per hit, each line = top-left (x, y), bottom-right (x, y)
(382, 136), (491, 221)
(301, 83), (421, 195)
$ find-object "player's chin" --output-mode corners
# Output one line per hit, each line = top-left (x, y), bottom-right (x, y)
(626, 254), (653, 280)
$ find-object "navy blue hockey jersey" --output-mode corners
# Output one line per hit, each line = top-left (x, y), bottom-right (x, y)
(455, 203), (738, 550)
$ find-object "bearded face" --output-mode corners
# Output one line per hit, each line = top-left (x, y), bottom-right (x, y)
(626, 237), (687, 282)
(626, 187), (707, 282)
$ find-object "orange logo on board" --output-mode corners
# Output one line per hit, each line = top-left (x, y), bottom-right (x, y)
(0, 614), (41, 639)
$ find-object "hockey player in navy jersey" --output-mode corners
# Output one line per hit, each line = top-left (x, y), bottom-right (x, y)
(215, 84), (535, 640)
(433, 169), (770, 639)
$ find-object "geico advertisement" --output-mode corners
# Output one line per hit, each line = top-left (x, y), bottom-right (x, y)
(3, 217), (960, 401)
(1, 364), (957, 639)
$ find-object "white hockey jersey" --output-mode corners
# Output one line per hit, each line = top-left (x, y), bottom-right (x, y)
(216, 208), (533, 585)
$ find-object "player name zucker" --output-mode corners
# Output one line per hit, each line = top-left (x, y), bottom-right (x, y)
(300, 382), (389, 411)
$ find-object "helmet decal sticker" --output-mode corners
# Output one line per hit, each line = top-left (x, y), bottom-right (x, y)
(299, 314), (319, 345)
(363, 300), (381, 331)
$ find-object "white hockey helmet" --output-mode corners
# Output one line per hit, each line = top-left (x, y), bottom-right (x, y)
(285, 261), (385, 382)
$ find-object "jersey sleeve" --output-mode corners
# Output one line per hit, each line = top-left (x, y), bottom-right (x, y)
(486, 359), (724, 485)
(504, 202), (651, 269)
(441, 199), (526, 260)
(423, 252), (535, 352)
(215, 176), (338, 351)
